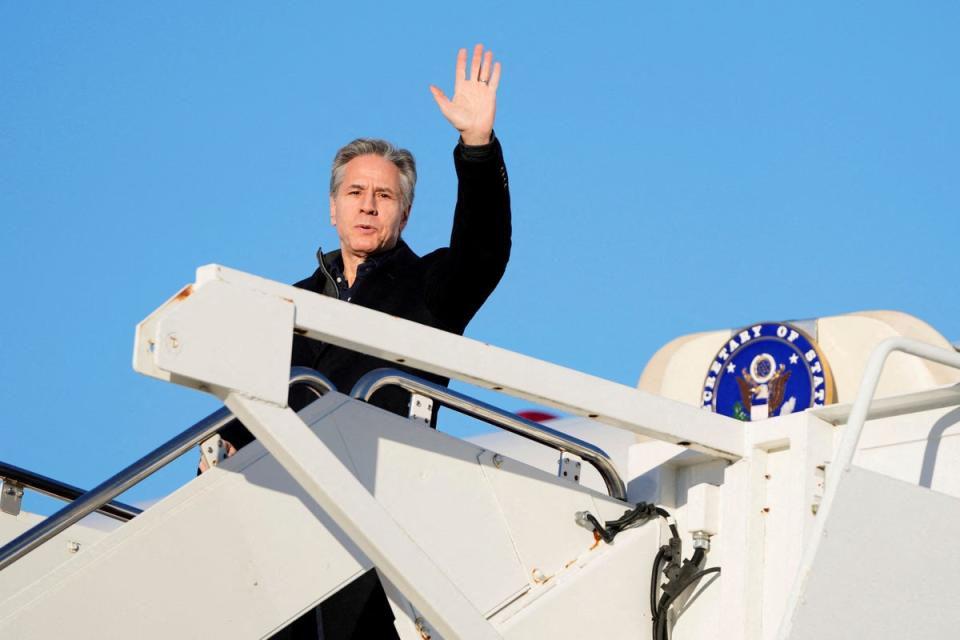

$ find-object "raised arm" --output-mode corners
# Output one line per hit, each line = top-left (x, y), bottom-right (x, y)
(423, 45), (510, 332)
(429, 44), (501, 145)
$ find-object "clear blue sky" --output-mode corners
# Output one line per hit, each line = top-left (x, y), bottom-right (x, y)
(3, 3), (958, 512)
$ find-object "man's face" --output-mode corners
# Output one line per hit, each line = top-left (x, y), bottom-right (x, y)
(330, 154), (409, 260)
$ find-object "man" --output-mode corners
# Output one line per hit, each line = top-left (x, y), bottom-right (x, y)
(208, 42), (509, 451)
(205, 44), (510, 639)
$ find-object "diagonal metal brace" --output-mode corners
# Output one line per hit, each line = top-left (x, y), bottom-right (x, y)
(225, 393), (502, 640)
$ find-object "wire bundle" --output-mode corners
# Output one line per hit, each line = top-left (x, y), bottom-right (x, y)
(574, 502), (721, 640)
(650, 546), (720, 640)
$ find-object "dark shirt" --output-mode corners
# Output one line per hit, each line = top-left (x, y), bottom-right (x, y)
(327, 245), (399, 302)
(326, 134), (498, 304)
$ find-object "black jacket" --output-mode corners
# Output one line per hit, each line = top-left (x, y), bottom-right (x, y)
(222, 138), (511, 449)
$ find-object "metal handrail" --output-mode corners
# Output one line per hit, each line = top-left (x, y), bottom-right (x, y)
(833, 338), (960, 477)
(0, 367), (335, 572)
(350, 368), (628, 501)
(777, 338), (960, 636)
(0, 462), (142, 522)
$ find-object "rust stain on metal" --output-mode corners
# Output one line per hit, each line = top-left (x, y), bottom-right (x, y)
(531, 568), (553, 585)
(589, 530), (602, 550)
(174, 285), (193, 301)
(415, 617), (432, 640)
(564, 559), (577, 569)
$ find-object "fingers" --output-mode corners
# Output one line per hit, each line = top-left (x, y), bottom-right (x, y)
(455, 47), (467, 89)
(453, 44), (499, 87)
(430, 85), (457, 124)
(435, 44), (501, 136)
(489, 61), (502, 91)
(429, 84), (451, 112)
(479, 50), (494, 83)
(429, 84), (446, 102)
(469, 43), (483, 81)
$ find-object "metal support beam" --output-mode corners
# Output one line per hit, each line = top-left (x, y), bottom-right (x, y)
(135, 265), (744, 459)
(812, 383), (960, 425)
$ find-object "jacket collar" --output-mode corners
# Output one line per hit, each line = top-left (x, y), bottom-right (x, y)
(316, 239), (417, 273)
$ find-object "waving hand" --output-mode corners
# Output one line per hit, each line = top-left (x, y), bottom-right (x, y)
(430, 44), (501, 146)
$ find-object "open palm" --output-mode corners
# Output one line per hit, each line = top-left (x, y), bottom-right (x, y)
(430, 44), (501, 146)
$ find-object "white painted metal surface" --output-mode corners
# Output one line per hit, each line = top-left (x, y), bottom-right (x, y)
(135, 273), (295, 406)
(779, 467), (960, 639)
(0, 512), (112, 605)
(496, 526), (655, 637)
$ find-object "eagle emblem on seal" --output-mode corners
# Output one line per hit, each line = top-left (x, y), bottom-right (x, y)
(701, 322), (835, 421)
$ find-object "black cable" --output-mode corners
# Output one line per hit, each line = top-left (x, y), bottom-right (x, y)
(653, 506), (680, 541)
(652, 552), (709, 640)
(574, 503), (714, 640)
(577, 502), (677, 545)
(683, 566), (721, 587)
(649, 546), (668, 617)
(582, 512), (613, 543)
(654, 591), (670, 640)
(606, 502), (658, 530)
(654, 567), (721, 640)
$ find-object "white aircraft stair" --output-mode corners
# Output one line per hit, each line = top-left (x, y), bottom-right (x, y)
(0, 394), (657, 639)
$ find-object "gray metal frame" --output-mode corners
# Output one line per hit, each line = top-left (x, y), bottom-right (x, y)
(0, 367), (335, 572)
(351, 368), (628, 501)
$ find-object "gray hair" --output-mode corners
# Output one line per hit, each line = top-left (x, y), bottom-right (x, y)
(329, 138), (417, 213)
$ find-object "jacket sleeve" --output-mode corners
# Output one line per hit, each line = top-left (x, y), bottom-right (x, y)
(425, 136), (512, 330)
